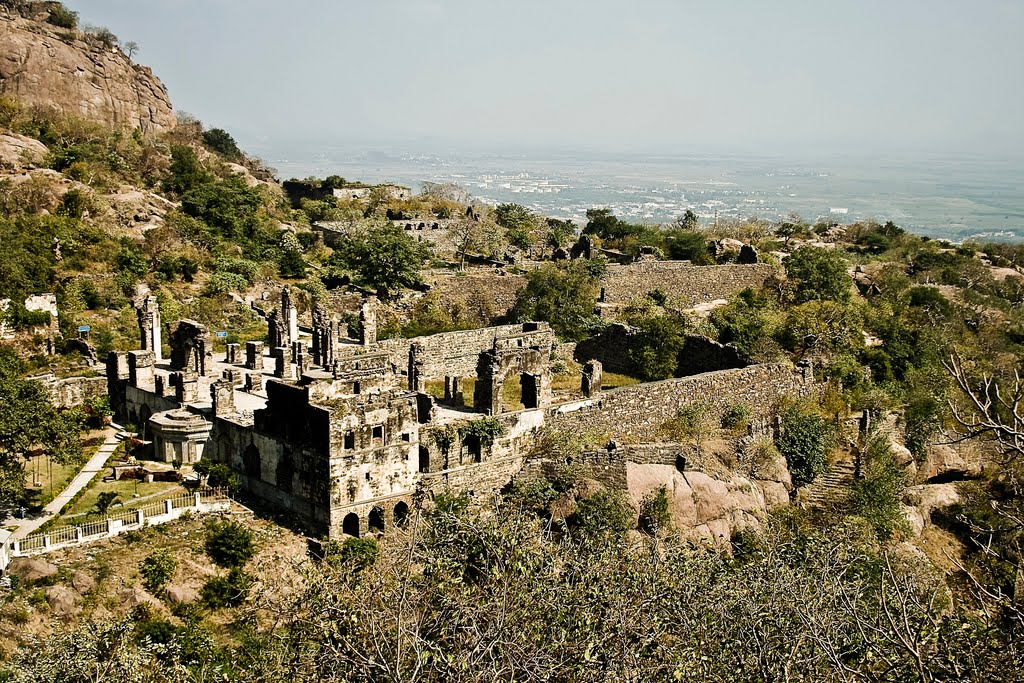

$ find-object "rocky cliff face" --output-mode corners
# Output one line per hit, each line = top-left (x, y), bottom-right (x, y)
(0, 10), (175, 133)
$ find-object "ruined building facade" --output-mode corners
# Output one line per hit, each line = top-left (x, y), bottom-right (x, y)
(107, 287), (814, 539)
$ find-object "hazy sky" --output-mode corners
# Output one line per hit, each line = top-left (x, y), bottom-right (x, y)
(65, 0), (1024, 157)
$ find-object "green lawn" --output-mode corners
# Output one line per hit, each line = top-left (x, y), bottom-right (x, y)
(62, 478), (184, 519)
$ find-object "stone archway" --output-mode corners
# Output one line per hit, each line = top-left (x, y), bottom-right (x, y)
(343, 512), (360, 537)
(394, 501), (410, 527)
(243, 444), (261, 480)
(368, 506), (385, 534)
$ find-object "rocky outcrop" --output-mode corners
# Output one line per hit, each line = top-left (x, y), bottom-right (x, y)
(0, 130), (46, 167)
(44, 585), (81, 616)
(165, 584), (199, 605)
(902, 483), (960, 536)
(625, 462), (783, 545)
(0, 12), (175, 133)
(70, 569), (95, 594)
(7, 556), (58, 583)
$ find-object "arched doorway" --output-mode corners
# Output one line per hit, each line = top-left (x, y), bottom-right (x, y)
(138, 405), (152, 440)
(394, 501), (410, 527)
(368, 507), (385, 534)
(342, 513), (360, 537)
(243, 444), (261, 480)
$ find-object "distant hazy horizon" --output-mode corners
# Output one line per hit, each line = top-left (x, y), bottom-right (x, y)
(63, 0), (1024, 161)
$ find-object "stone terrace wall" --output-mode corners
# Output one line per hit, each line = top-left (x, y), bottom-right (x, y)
(33, 374), (107, 408)
(372, 323), (553, 381)
(548, 363), (811, 443)
(599, 263), (778, 307)
(424, 271), (527, 320)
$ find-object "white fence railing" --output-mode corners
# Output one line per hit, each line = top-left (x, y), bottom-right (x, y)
(2, 489), (232, 566)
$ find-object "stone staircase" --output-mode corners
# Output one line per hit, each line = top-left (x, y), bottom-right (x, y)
(799, 456), (858, 510)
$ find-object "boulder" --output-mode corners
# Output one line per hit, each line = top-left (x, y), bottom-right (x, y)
(118, 587), (162, 610)
(0, 132), (48, 169)
(44, 585), (81, 616)
(7, 557), (58, 584)
(165, 585), (200, 606)
(71, 570), (96, 595)
(917, 444), (983, 483)
(902, 483), (960, 536)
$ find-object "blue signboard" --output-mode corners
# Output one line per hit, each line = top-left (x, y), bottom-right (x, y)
(215, 331), (228, 338)
(78, 325), (91, 332)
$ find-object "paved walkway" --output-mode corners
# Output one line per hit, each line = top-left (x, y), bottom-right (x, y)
(7, 428), (122, 540)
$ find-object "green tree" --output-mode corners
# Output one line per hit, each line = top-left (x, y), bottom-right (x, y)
(776, 405), (836, 487)
(91, 491), (122, 516)
(582, 208), (637, 241)
(0, 350), (84, 504)
(139, 550), (176, 594)
(784, 246), (852, 304)
(330, 225), (429, 297)
(663, 228), (713, 264)
(204, 519), (256, 569)
(627, 312), (686, 380)
(495, 203), (538, 250)
(511, 261), (600, 341)
(201, 128), (242, 159)
(851, 433), (910, 541)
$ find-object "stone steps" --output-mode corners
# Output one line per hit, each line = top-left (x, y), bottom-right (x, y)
(800, 458), (857, 510)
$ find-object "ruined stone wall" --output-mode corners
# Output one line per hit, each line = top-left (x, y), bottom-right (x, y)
(209, 417), (333, 535)
(34, 374), (107, 408)
(599, 263), (778, 306)
(575, 326), (749, 378)
(423, 271), (527, 320)
(548, 364), (811, 443)
(372, 323), (553, 382)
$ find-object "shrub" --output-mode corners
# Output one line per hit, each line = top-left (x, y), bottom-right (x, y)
(322, 537), (379, 572)
(47, 6), (79, 29)
(201, 568), (251, 609)
(662, 401), (714, 447)
(851, 433), (910, 541)
(776, 406), (836, 488)
(139, 550), (176, 594)
(572, 488), (634, 537)
(639, 485), (671, 534)
(193, 461), (240, 492)
(721, 402), (752, 430)
(201, 128), (242, 159)
(204, 519), (255, 569)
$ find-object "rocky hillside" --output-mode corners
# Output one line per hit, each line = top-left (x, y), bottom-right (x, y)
(0, 3), (174, 133)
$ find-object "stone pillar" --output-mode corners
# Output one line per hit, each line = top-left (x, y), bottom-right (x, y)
(211, 379), (235, 417)
(291, 340), (303, 364)
(361, 299), (377, 347)
(282, 286), (298, 346)
(444, 376), (463, 404)
(107, 351), (130, 381)
(296, 352), (309, 375)
(222, 368), (243, 384)
(225, 343), (240, 364)
(581, 359), (603, 398)
(245, 341), (264, 371)
(408, 343), (425, 392)
(273, 347), (291, 379)
(137, 295), (162, 361)
(268, 310), (284, 349)
(175, 372), (200, 403)
(245, 372), (263, 393)
(128, 350), (156, 388)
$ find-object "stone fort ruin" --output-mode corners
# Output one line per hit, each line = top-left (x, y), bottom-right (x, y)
(108, 286), (814, 539)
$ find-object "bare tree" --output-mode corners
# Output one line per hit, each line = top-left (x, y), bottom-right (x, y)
(123, 40), (140, 60)
(943, 349), (1024, 461)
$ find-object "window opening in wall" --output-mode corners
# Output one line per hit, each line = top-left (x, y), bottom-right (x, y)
(466, 435), (482, 463)
(344, 431), (355, 450)
(369, 507), (385, 533)
(418, 445), (430, 473)
(343, 513), (360, 537)
(372, 425), (384, 444)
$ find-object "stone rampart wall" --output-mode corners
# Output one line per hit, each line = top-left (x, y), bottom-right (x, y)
(548, 363), (810, 443)
(34, 374), (107, 408)
(424, 271), (527, 320)
(599, 263), (778, 306)
(373, 323), (552, 381)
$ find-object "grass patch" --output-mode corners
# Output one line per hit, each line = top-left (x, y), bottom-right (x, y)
(601, 372), (641, 390)
(62, 479), (183, 518)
